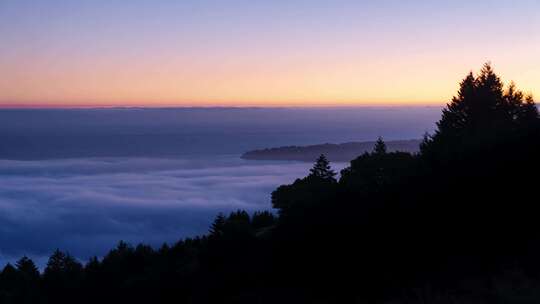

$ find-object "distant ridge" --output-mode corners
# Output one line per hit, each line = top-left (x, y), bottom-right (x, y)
(241, 139), (422, 162)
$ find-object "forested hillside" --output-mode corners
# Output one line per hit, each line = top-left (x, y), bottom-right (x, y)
(241, 139), (421, 161)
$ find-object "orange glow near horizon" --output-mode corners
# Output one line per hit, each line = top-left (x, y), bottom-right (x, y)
(1, 56), (538, 108)
(0, 1), (538, 108)
(3, 50), (539, 107)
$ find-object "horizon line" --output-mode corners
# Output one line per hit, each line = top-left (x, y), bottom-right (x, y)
(1, 100), (536, 110)
(0, 104), (448, 110)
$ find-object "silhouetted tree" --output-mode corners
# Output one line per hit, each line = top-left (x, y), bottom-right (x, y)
(419, 131), (432, 155)
(0, 263), (19, 303)
(43, 249), (83, 303)
(374, 136), (387, 154)
(309, 154), (337, 181)
(15, 257), (39, 280)
(209, 213), (227, 239)
(273, 155), (339, 218)
(423, 63), (539, 159)
(44, 249), (83, 278)
(251, 211), (276, 231)
(340, 150), (415, 191)
(222, 210), (253, 240)
(11, 257), (40, 303)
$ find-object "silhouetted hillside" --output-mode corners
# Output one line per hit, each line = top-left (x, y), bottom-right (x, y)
(241, 139), (421, 161)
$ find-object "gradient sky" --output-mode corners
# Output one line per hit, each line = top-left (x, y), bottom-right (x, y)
(0, 0), (538, 107)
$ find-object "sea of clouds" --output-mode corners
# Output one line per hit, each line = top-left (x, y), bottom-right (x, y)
(0, 107), (440, 266)
(0, 156), (346, 266)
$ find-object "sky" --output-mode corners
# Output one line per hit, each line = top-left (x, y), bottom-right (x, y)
(0, 0), (538, 107)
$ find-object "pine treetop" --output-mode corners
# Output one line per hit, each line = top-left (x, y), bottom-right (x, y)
(374, 137), (387, 155)
(309, 154), (337, 181)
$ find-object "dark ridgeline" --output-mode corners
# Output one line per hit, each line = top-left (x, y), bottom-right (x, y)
(1, 63), (540, 303)
(241, 138), (421, 162)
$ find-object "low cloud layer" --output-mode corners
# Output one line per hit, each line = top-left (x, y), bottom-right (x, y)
(0, 157), (345, 265)
(0, 107), (436, 266)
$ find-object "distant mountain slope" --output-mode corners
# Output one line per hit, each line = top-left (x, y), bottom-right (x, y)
(241, 139), (422, 162)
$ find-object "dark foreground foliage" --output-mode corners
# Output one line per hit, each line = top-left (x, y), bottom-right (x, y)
(2, 64), (540, 303)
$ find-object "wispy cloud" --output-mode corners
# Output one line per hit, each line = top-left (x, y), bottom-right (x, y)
(0, 157), (345, 265)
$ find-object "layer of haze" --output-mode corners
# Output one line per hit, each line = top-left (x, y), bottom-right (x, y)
(0, 0), (538, 106)
(0, 107), (439, 264)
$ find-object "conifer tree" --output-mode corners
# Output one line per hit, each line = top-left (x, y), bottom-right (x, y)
(44, 249), (83, 281)
(45, 249), (67, 276)
(309, 154), (337, 181)
(0, 263), (18, 287)
(251, 211), (276, 230)
(209, 213), (226, 237)
(15, 256), (39, 281)
(424, 63), (538, 156)
(374, 136), (387, 154)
